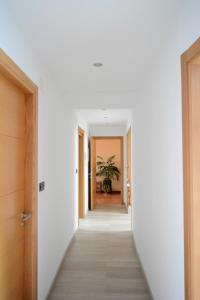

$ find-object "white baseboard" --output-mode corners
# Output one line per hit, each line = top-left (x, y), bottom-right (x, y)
(45, 231), (77, 300)
(132, 234), (154, 300)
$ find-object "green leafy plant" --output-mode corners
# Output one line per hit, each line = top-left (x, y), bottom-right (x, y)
(96, 155), (120, 193)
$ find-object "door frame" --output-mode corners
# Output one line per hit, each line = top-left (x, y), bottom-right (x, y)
(78, 127), (85, 219)
(90, 136), (124, 209)
(90, 137), (96, 210)
(0, 49), (38, 300)
(182, 37), (200, 300)
(126, 127), (132, 207)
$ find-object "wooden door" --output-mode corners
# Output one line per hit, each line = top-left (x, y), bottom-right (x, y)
(182, 38), (200, 300)
(90, 137), (96, 210)
(0, 50), (37, 300)
(0, 72), (26, 299)
(126, 128), (132, 206)
(78, 128), (85, 219)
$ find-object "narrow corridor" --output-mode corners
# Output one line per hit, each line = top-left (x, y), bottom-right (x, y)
(48, 204), (152, 300)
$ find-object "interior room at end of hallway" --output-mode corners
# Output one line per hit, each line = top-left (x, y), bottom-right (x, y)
(94, 138), (123, 206)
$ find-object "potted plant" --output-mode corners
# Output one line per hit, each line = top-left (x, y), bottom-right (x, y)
(96, 155), (120, 193)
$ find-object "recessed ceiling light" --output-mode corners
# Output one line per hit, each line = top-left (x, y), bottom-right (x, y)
(93, 62), (103, 67)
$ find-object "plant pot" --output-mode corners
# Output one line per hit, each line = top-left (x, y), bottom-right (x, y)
(103, 178), (112, 193)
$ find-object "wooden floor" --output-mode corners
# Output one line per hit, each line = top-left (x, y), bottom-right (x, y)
(48, 204), (152, 300)
(95, 193), (122, 205)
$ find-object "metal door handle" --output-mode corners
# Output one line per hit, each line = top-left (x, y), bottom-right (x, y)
(21, 212), (32, 223)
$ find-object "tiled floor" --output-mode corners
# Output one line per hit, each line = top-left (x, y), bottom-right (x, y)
(95, 193), (122, 205)
(48, 204), (152, 300)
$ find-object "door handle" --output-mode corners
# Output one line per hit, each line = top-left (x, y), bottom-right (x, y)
(21, 212), (32, 223)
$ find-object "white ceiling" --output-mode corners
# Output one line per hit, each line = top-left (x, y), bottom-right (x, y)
(77, 109), (132, 125)
(6, 0), (179, 94)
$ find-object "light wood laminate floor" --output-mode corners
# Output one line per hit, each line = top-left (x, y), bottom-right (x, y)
(95, 193), (122, 205)
(48, 204), (152, 300)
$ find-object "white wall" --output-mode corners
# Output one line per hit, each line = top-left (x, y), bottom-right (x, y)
(89, 124), (126, 137)
(132, 1), (200, 300)
(0, 4), (82, 300)
(38, 106), (78, 300)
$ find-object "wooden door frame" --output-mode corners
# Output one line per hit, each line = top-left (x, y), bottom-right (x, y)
(0, 49), (38, 300)
(90, 137), (96, 210)
(182, 37), (200, 300)
(90, 136), (124, 209)
(126, 127), (132, 207)
(78, 127), (85, 219)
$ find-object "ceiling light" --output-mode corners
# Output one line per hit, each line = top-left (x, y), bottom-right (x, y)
(93, 62), (103, 67)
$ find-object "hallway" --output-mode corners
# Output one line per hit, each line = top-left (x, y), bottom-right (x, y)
(48, 205), (151, 300)
(2, 1), (198, 298)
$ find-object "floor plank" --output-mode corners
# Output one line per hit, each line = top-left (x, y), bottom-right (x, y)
(48, 204), (152, 300)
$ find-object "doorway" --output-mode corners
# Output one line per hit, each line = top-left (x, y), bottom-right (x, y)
(90, 136), (124, 210)
(126, 127), (132, 207)
(78, 127), (85, 219)
(0, 50), (38, 299)
(182, 37), (200, 300)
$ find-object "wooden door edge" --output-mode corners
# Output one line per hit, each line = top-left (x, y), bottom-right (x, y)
(181, 37), (200, 300)
(120, 137), (124, 204)
(126, 127), (132, 207)
(78, 127), (85, 218)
